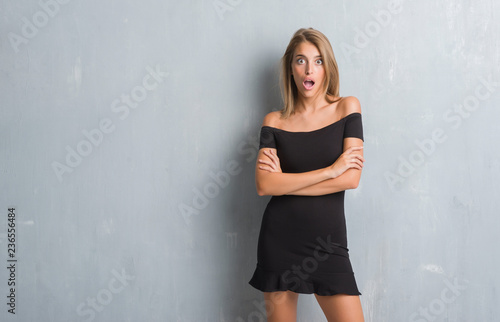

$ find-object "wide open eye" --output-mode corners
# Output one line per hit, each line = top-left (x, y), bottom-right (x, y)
(297, 58), (305, 64)
(316, 59), (323, 65)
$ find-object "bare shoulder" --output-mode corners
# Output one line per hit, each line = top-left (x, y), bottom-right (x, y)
(261, 110), (282, 127)
(338, 96), (362, 116)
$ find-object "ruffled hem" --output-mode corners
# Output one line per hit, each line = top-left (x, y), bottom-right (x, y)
(248, 264), (361, 296)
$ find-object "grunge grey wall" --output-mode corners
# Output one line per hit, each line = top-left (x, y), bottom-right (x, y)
(1, 0), (499, 321)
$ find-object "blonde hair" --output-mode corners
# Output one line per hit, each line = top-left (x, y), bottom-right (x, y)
(279, 28), (341, 118)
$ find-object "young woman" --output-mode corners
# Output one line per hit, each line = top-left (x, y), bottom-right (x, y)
(248, 28), (365, 321)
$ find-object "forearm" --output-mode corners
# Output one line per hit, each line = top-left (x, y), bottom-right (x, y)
(286, 169), (361, 196)
(256, 167), (332, 196)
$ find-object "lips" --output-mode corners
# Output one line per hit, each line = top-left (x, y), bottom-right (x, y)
(303, 78), (315, 90)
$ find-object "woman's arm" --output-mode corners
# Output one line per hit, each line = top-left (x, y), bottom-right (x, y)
(255, 148), (333, 196)
(285, 170), (361, 196)
(255, 141), (364, 196)
(259, 137), (364, 196)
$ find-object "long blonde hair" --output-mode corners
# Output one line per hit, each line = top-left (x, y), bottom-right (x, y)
(280, 28), (341, 118)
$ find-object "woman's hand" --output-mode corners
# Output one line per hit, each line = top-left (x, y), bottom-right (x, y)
(328, 146), (364, 179)
(258, 149), (282, 173)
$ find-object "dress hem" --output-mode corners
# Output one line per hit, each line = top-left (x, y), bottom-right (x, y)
(248, 264), (362, 296)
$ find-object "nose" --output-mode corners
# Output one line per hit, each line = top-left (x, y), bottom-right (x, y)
(306, 62), (313, 75)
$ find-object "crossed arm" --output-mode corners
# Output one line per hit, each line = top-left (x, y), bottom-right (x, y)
(255, 137), (365, 196)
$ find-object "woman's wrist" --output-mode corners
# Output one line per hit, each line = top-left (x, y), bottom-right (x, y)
(322, 166), (336, 180)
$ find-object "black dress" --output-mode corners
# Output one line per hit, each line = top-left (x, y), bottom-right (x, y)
(248, 112), (363, 296)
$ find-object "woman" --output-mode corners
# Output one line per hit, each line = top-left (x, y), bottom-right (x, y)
(248, 28), (365, 321)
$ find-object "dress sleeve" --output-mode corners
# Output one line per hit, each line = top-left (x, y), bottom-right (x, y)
(259, 126), (276, 149)
(343, 113), (364, 141)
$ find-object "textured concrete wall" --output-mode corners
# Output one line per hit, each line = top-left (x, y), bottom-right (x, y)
(1, 0), (499, 321)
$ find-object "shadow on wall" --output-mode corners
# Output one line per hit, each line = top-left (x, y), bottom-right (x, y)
(221, 57), (282, 320)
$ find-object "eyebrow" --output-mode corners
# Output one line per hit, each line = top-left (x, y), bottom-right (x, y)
(295, 54), (322, 58)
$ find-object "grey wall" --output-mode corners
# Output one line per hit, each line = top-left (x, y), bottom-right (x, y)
(1, 0), (499, 321)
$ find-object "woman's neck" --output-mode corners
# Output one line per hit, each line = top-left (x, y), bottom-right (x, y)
(294, 94), (331, 115)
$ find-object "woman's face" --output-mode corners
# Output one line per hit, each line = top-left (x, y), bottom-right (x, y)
(291, 41), (325, 99)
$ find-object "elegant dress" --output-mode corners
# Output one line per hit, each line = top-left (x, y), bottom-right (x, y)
(248, 112), (363, 296)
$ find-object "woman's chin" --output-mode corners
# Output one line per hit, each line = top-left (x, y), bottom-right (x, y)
(299, 89), (320, 98)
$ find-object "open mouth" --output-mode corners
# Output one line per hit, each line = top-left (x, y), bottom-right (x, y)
(303, 79), (315, 90)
